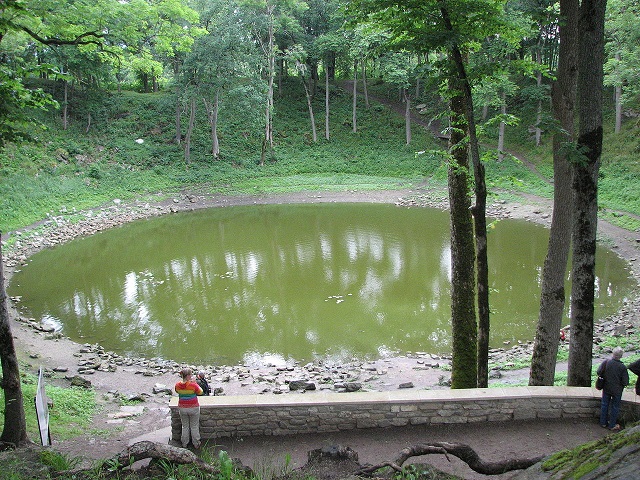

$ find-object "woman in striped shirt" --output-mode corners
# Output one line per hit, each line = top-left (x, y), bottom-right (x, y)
(175, 367), (203, 448)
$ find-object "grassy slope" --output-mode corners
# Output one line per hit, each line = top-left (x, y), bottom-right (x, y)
(5, 78), (638, 236)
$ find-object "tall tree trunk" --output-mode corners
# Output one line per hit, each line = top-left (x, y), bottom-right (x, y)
(0, 239), (29, 447)
(614, 52), (622, 134)
(535, 48), (544, 146)
(567, 0), (606, 387)
(142, 73), (149, 93)
(184, 97), (196, 165)
(325, 62), (330, 141)
(529, 0), (579, 386)
(362, 61), (370, 108)
(260, 2), (275, 166)
(203, 92), (220, 159)
(404, 89), (411, 145)
(448, 75), (478, 389)
(174, 60), (182, 145)
(352, 60), (358, 133)
(440, 5), (489, 387)
(301, 76), (317, 143)
(62, 79), (69, 130)
(497, 94), (506, 162)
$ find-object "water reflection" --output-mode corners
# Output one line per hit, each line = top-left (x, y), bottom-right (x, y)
(8, 203), (635, 366)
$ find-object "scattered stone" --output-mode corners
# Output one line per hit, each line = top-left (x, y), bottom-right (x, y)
(68, 375), (92, 388)
(53, 366), (68, 372)
(398, 382), (414, 389)
(343, 383), (362, 392)
(152, 383), (172, 395)
(289, 380), (316, 391)
(125, 394), (146, 402)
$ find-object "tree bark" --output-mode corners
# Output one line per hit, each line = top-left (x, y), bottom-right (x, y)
(497, 94), (506, 161)
(439, 5), (488, 388)
(567, 0), (606, 387)
(362, 60), (369, 108)
(325, 62), (330, 140)
(174, 59), (182, 145)
(352, 60), (358, 133)
(404, 88), (411, 145)
(447, 75), (478, 389)
(356, 442), (543, 476)
(62, 79), (69, 130)
(260, 2), (275, 166)
(535, 47), (544, 146)
(57, 441), (221, 476)
(529, 0), (579, 386)
(0, 238), (29, 447)
(301, 75), (317, 143)
(203, 91), (220, 159)
(614, 52), (622, 134)
(184, 97), (196, 165)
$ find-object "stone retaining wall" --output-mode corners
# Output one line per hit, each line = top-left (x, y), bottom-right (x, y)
(169, 387), (640, 441)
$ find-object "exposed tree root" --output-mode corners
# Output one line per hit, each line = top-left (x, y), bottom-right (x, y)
(55, 441), (220, 477)
(356, 442), (544, 476)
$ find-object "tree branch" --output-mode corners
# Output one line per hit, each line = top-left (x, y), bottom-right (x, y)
(19, 26), (105, 47)
(356, 442), (543, 476)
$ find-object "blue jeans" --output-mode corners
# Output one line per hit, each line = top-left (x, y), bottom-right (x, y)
(600, 392), (622, 429)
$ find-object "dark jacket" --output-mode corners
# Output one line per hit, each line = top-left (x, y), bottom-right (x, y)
(196, 376), (211, 396)
(628, 358), (640, 395)
(597, 358), (629, 397)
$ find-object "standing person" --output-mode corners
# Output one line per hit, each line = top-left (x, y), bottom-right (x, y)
(628, 358), (640, 395)
(196, 371), (211, 396)
(175, 368), (203, 448)
(597, 347), (629, 431)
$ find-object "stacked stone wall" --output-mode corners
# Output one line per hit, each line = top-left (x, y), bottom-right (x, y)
(169, 387), (640, 441)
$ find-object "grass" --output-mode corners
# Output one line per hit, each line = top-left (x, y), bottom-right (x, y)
(2, 78), (638, 237)
(0, 368), (98, 441)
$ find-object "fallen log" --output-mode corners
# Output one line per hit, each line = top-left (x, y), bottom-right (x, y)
(55, 441), (220, 477)
(357, 442), (544, 476)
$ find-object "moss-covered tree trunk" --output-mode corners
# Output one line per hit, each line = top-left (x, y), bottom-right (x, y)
(568, 0), (606, 387)
(529, 0), (578, 386)
(440, 5), (488, 388)
(448, 77), (478, 389)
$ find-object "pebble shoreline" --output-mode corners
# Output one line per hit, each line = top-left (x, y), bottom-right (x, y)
(4, 191), (640, 397)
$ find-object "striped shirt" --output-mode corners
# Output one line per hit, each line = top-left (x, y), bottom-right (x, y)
(175, 380), (203, 408)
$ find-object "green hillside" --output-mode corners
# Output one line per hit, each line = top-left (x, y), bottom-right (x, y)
(1, 79), (638, 234)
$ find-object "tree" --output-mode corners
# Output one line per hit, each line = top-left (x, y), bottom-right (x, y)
(0, 238), (28, 447)
(288, 45), (318, 142)
(604, 0), (640, 133)
(446, 76), (479, 388)
(239, 0), (308, 165)
(184, 0), (264, 159)
(529, 0), (579, 386)
(379, 52), (417, 145)
(346, 0), (510, 388)
(567, 0), (607, 387)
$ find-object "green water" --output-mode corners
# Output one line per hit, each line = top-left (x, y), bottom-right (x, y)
(8, 203), (635, 366)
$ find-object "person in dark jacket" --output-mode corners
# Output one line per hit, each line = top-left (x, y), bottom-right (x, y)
(196, 371), (211, 396)
(628, 358), (640, 395)
(597, 347), (629, 431)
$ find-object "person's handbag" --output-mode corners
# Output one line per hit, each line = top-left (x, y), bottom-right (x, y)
(595, 360), (608, 390)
